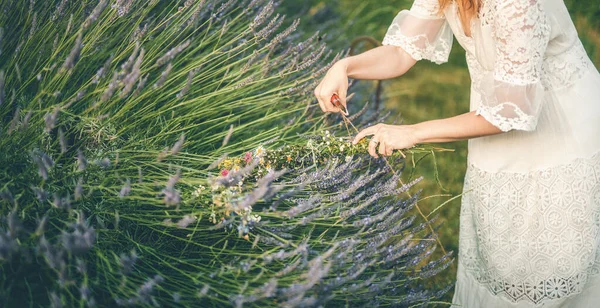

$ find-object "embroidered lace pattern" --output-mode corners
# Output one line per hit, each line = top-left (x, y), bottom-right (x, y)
(381, 0), (452, 65)
(475, 102), (537, 132)
(466, 52), (539, 132)
(459, 152), (600, 304)
(410, 0), (441, 17)
(541, 40), (593, 91)
(491, 0), (550, 85)
(465, 0), (551, 132)
(381, 30), (451, 65)
(469, 1), (591, 92)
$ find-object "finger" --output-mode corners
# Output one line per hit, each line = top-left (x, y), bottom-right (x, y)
(315, 84), (337, 113)
(314, 86), (327, 113)
(352, 125), (378, 144)
(314, 84), (336, 113)
(378, 140), (388, 157)
(386, 146), (393, 156)
(321, 93), (338, 113)
(337, 89), (349, 115)
(329, 93), (344, 114)
(368, 136), (379, 158)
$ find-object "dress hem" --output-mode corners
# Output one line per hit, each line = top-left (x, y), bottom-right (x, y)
(452, 263), (600, 307)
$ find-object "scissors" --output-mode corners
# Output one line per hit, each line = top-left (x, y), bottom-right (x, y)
(330, 93), (349, 116)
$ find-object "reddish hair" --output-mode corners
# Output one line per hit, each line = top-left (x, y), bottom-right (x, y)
(439, 0), (481, 36)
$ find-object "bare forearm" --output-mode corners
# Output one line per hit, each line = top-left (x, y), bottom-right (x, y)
(414, 111), (504, 143)
(339, 45), (417, 80)
(352, 111), (504, 158)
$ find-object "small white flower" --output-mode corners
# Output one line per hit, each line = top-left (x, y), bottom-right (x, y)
(255, 145), (266, 157)
(192, 185), (206, 197)
(345, 155), (353, 163)
(339, 145), (345, 152)
(210, 183), (222, 191)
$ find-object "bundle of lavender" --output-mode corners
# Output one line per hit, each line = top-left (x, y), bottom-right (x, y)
(0, 0), (453, 307)
(208, 131), (449, 234)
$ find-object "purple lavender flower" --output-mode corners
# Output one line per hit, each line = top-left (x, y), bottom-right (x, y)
(49, 291), (63, 308)
(119, 178), (131, 198)
(121, 48), (144, 98)
(136, 274), (164, 305)
(176, 215), (196, 229)
(249, 1), (274, 31)
(28, 12), (37, 40)
(153, 63), (172, 88)
(61, 212), (96, 255)
(51, 0), (68, 21)
(76, 149), (87, 171)
(84, 0), (108, 28)
(111, 0), (133, 17)
(62, 31), (82, 71)
(0, 189), (13, 204)
(156, 40), (190, 66)
(197, 284), (210, 298)
(35, 215), (48, 236)
(0, 233), (17, 260)
(119, 249), (138, 275)
(222, 125), (234, 146)
(177, 70), (194, 99)
(94, 157), (111, 168)
(8, 106), (20, 133)
(75, 177), (84, 200)
(44, 106), (59, 132)
(31, 150), (54, 180)
(31, 186), (49, 202)
(170, 134), (185, 155)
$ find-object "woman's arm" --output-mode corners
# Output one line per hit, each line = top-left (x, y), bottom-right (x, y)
(314, 45), (417, 114)
(414, 111), (504, 143)
(315, 0), (453, 114)
(352, 111), (503, 158)
(340, 45), (418, 80)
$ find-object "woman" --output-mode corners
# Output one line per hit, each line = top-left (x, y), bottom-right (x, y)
(314, 0), (600, 306)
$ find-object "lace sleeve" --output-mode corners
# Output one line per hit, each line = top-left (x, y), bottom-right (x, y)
(475, 0), (551, 132)
(381, 0), (453, 65)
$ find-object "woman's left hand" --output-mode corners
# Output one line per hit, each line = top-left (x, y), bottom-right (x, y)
(352, 123), (420, 158)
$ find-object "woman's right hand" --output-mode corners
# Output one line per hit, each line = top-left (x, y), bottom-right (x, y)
(313, 60), (350, 115)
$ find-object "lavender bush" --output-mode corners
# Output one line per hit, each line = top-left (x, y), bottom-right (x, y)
(0, 0), (452, 306)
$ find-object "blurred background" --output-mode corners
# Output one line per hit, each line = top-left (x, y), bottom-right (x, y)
(281, 0), (600, 304)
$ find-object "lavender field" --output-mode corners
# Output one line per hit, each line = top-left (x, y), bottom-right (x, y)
(0, 0), (457, 307)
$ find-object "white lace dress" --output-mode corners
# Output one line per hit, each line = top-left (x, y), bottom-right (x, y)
(382, 0), (600, 306)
